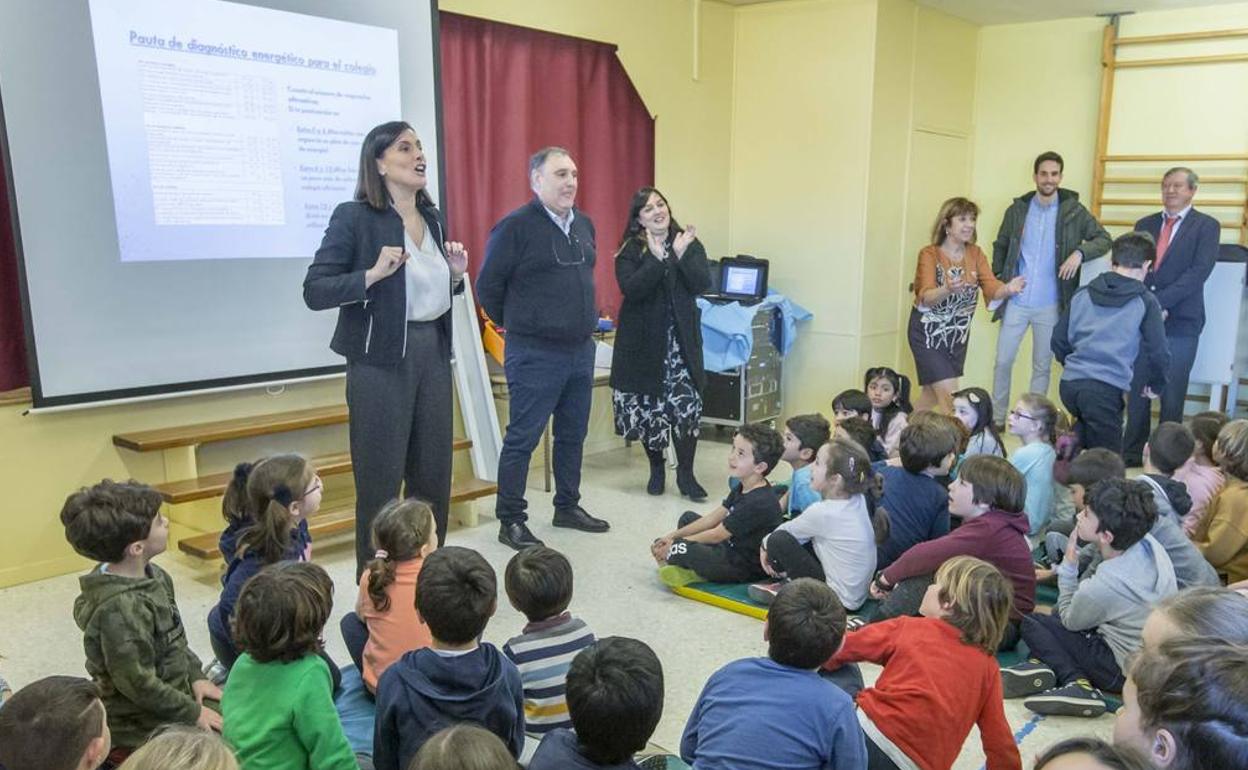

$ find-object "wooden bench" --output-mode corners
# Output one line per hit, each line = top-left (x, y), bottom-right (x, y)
(113, 404), (496, 560)
(175, 477), (498, 560)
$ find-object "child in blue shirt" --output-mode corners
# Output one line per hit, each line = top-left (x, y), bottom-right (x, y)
(874, 421), (958, 569)
(1006, 392), (1059, 538)
(681, 579), (866, 770)
(779, 414), (831, 517)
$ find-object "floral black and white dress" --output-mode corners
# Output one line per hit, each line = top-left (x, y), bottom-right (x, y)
(907, 243), (1004, 386)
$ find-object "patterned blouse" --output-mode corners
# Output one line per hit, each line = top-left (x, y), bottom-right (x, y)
(911, 244), (1004, 350)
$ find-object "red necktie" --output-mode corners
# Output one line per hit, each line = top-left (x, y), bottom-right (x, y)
(1154, 214), (1177, 270)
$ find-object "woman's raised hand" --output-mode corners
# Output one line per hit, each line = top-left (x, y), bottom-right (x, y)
(646, 230), (669, 260)
(673, 225), (697, 258)
(444, 241), (469, 279)
(365, 245), (408, 288)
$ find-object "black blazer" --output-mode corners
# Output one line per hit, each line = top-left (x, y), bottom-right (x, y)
(303, 199), (462, 364)
(1134, 208), (1220, 337)
(609, 235), (711, 396)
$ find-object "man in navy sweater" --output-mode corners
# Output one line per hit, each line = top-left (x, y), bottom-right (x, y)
(476, 147), (610, 550)
(1123, 167), (1221, 466)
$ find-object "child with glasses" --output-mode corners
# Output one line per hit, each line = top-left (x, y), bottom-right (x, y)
(1007, 393), (1059, 539)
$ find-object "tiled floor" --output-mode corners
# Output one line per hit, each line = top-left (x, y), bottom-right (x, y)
(0, 440), (1112, 769)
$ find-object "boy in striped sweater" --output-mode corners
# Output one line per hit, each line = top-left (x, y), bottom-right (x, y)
(502, 546), (597, 737)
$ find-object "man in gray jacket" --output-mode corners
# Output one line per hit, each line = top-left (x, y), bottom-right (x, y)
(991, 151), (1112, 421)
(1051, 231), (1169, 454)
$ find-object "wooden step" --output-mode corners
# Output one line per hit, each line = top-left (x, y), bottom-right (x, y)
(154, 440), (472, 504)
(114, 405), (350, 452)
(176, 477), (498, 560)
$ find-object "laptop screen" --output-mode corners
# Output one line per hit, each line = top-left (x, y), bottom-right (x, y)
(723, 264), (762, 296)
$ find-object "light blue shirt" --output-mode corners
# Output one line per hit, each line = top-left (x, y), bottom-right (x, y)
(1010, 441), (1056, 535)
(1016, 195), (1059, 308)
(543, 204), (574, 237)
(787, 464), (820, 516)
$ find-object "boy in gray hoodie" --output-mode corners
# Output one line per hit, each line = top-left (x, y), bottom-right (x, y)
(1001, 478), (1176, 718)
(1051, 231), (1169, 454)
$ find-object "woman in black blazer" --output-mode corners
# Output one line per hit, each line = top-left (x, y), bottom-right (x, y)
(610, 187), (711, 500)
(303, 121), (466, 574)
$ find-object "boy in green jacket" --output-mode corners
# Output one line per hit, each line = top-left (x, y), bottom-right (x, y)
(61, 480), (221, 752)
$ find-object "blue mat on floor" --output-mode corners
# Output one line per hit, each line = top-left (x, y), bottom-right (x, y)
(335, 665), (375, 755)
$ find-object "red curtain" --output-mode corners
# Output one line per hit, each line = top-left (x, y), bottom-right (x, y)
(439, 12), (655, 320)
(0, 152), (27, 392)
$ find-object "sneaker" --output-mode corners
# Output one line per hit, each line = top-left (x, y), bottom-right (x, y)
(203, 658), (228, 687)
(1023, 680), (1108, 718)
(1001, 659), (1057, 698)
(845, 616), (870, 631)
(658, 565), (701, 588)
(747, 580), (787, 606)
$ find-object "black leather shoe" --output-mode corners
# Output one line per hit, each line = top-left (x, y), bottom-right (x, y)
(552, 505), (610, 533)
(498, 522), (544, 551)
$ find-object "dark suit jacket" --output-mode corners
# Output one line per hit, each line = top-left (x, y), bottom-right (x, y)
(1134, 208), (1220, 337)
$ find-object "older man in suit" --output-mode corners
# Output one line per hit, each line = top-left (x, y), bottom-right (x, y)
(1123, 166), (1221, 466)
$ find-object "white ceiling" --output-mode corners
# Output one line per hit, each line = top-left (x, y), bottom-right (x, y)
(714, 0), (1248, 26)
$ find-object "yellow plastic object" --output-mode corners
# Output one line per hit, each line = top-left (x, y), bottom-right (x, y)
(670, 584), (768, 621)
(482, 319), (505, 365)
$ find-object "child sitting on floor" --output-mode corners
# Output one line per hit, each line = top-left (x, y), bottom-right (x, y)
(1041, 448), (1123, 573)
(119, 726), (239, 770)
(502, 546), (596, 738)
(651, 422), (784, 588)
(1004, 478), (1177, 718)
(411, 725), (519, 770)
(60, 480), (221, 760)
(832, 388), (872, 423)
(1139, 422), (1196, 526)
(1141, 585), (1248, 651)
(529, 637), (664, 770)
(374, 546), (525, 770)
(758, 437), (878, 611)
(1113, 638), (1248, 770)
(1192, 419), (1248, 584)
(868, 456), (1035, 649)
(1032, 738), (1151, 770)
(342, 498), (437, 693)
(1006, 392), (1059, 538)
(865, 367), (912, 459)
(222, 561), (360, 770)
(874, 421), (956, 570)
(834, 416), (884, 464)
(953, 386), (1006, 458)
(0, 676), (111, 770)
(209, 454), (321, 675)
(682, 579), (866, 770)
(824, 556), (1021, 770)
(1175, 410), (1229, 535)
(778, 413), (832, 517)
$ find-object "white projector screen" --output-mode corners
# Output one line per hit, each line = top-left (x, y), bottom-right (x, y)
(0, 0), (443, 407)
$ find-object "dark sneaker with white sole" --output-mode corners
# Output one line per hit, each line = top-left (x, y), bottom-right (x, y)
(1000, 659), (1057, 698)
(1023, 680), (1108, 718)
(747, 580), (787, 605)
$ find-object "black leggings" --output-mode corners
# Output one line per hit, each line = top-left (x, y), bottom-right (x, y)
(665, 512), (764, 583)
(765, 530), (826, 582)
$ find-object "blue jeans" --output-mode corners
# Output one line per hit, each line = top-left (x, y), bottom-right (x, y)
(495, 335), (595, 524)
(993, 302), (1060, 419)
(1123, 334), (1197, 463)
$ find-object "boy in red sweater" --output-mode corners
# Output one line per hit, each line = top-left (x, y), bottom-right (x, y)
(868, 455), (1036, 649)
(824, 556), (1021, 770)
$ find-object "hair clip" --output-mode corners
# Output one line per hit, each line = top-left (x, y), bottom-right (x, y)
(965, 391), (981, 404)
(375, 549), (390, 560)
(272, 484), (294, 507)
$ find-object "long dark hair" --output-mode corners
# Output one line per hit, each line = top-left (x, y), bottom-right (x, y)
(354, 121), (435, 211)
(238, 454), (312, 564)
(863, 366), (912, 442)
(618, 186), (683, 249)
(953, 386), (1007, 458)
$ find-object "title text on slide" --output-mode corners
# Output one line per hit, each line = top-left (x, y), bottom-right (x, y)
(128, 30), (377, 75)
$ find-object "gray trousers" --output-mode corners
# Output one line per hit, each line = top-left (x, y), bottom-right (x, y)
(346, 321), (452, 575)
(992, 301), (1060, 418)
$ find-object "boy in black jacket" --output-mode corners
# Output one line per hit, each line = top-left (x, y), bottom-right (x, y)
(373, 547), (524, 770)
(1052, 231), (1169, 455)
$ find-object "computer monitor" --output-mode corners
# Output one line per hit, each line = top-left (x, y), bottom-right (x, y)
(717, 255), (769, 303)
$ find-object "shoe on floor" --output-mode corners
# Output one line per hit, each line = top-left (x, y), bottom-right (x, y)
(498, 522), (544, 551)
(553, 505), (610, 533)
(1023, 679), (1108, 718)
(203, 658), (228, 687)
(845, 616), (869, 631)
(676, 470), (708, 502)
(658, 565), (702, 588)
(1001, 658), (1057, 699)
(747, 580), (787, 606)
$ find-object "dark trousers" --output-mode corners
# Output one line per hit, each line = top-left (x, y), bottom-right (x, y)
(1020, 611), (1124, 692)
(1059, 378), (1125, 454)
(341, 612), (369, 675)
(765, 529), (825, 582)
(665, 511), (761, 583)
(821, 662), (865, 700)
(346, 321), (453, 576)
(496, 336), (595, 524)
(1124, 334), (1198, 463)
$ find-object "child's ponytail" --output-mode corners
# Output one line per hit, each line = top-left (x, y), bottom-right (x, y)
(222, 461), (254, 525)
(239, 454), (310, 564)
(366, 498), (435, 612)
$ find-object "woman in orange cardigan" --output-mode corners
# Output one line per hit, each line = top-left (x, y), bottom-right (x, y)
(908, 198), (1025, 413)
